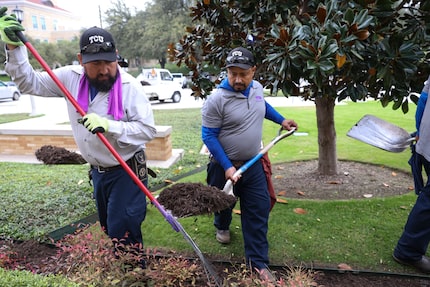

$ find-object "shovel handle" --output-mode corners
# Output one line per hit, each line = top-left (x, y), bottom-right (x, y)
(222, 127), (296, 195)
(239, 127), (295, 172)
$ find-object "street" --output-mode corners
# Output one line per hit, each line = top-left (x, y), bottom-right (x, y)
(0, 88), (202, 121)
(0, 87), (311, 122)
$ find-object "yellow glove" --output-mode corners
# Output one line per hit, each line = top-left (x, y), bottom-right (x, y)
(81, 113), (109, 134)
(0, 8), (24, 46)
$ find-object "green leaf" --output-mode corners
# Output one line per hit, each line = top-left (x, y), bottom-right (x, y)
(392, 99), (402, 110)
(320, 39), (339, 59)
(318, 60), (335, 72)
(401, 100), (409, 114)
(270, 23), (280, 38)
(306, 60), (319, 70)
(344, 8), (354, 24)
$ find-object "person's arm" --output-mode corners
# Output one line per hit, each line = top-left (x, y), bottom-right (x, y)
(416, 76), (430, 136)
(202, 125), (233, 171)
(265, 101), (285, 124)
(265, 101), (298, 130)
(416, 94), (427, 136)
(5, 46), (71, 98)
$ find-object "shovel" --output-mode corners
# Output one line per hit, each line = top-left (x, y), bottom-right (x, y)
(347, 114), (414, 153)
(15, 31), (222, 286)
(223, 127), (296, 195)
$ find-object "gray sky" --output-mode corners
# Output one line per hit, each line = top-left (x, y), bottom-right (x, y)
(56, 0), (151, 27)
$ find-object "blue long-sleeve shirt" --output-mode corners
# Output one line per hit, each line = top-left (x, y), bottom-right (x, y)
(416, 90), (428, 136)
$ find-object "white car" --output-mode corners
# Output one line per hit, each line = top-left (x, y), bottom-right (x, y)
(0, 81), (21, 101)
(136, 68), (182, 103)
(171, 73), (187, 89)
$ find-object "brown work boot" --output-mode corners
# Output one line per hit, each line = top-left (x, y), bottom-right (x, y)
(215, 229), (230, 244)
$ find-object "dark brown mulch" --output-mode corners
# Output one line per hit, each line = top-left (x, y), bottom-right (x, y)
(157, 182), (236, 218)
(0, 238), (427, 287)
(313, 271), (429, 287)
(270, 159), (414, 200)
(0, 238), (57, 273)
(35, 145), (86, 165)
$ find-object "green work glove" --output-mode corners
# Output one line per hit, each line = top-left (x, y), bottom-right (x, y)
(0, 7), (8, 17)
(0, 10), (25, 46)
(81, 113), (109, 134)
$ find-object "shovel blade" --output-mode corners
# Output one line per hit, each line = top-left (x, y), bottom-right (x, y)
(347, 114), (412, 153)
(222, 179), (234, 196)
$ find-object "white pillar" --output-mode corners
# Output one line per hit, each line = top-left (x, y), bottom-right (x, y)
(29, 95), (40, 116)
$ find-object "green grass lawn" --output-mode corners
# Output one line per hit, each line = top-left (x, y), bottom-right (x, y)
(146, 99), (419, 274)
(0, 99), (421, 275)
(0, 113), (43, 124)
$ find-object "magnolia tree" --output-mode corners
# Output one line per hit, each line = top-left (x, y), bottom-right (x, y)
(171, 0), (430, 175)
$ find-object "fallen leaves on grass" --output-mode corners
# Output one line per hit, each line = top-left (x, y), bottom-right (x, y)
(337, 263), (353, 270)
(293, 208), (307, 215)
(276, 198), (288, 204)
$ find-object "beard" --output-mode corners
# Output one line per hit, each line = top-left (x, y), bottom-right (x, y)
(232, 83), (246, 92)
(86, 72), (117, 92)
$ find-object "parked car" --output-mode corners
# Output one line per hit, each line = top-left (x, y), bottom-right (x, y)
(136, 68), (182, 103)
(0, 80), (21, 101)
(171, 73), (187, 89)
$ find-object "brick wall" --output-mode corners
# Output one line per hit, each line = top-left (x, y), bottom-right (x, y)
(0, 126), (172, 161)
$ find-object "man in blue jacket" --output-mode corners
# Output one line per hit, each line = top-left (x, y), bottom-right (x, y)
(202, 47), (298, 281)
(393, 75), (430, 273)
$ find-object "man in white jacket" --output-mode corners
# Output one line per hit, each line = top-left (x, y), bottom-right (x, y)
(0, 8), (156, 268)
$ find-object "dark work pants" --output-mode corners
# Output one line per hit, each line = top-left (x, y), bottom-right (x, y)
(207, 160), (271, 270)
(395, 153), (430, 261)
(92, 167), (147, 247)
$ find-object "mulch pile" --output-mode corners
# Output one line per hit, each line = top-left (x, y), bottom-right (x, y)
(157, 182), (237, 218)
(35, 145), (86, 165)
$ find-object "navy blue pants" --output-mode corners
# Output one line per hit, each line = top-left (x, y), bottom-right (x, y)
(394, 153), (430, 261)
(91, 167), (147, 247)
(207, 160), (271, 270)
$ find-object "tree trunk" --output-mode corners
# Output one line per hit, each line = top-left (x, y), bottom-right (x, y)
(315, 96), (338, 175)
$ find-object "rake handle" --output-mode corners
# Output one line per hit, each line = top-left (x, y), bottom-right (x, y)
(15, 31), (180, 231)
(14, 31), (224, 286)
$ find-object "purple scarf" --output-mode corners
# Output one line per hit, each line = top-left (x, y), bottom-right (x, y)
(77, 72), (124, 120)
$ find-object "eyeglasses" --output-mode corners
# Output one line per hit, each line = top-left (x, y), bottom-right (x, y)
(226, 55), (254, 65)
(81, 42), (115, 54)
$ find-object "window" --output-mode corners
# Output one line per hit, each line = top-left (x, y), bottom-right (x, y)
(32, 15), (38, 29)
(160, 72), (172, 81)
(53, 20), (58, 31)
(40, 17), (46, 30)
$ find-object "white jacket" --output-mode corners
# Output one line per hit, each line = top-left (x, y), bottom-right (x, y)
(5, 45), (156, 167)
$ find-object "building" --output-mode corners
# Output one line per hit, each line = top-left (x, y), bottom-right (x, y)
(0, 0), (81, 43)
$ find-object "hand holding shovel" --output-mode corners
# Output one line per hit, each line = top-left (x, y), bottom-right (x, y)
(223, 127), (296, 196)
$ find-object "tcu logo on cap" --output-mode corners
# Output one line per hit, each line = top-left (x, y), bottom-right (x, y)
(231, 51), (243, 57)
(88, 35), (104, 44)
